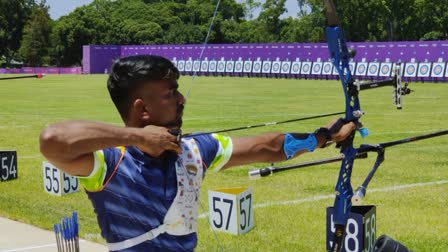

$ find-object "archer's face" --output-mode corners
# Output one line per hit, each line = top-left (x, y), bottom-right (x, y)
(138, 79), (185, 129)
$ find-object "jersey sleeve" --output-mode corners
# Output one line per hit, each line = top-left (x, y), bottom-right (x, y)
(193, 133), (233, 172)
(78, 147), (123, 192)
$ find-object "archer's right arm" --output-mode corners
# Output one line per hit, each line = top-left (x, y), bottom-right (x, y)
(39, 121), (180, 176)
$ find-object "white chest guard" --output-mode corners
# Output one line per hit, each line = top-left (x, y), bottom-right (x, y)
(107, 138), (204, 251)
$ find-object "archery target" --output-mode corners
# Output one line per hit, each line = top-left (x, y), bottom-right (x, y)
(417, 63), (431, 77)
(280, 61), (291, 74)
(300, 62), (312, 75)
(355, 62), (368, 76)
(217, 60), (225, 73)
(349, 62), (356, 74)
(430, 62), (445, 78)
(367, 62), (380, 76)
(225, 61), (234, 73)
(243, 61), (253, 73)
(322, 62), (333, 75)
(271, 61), (281, 74)
(331, 62), (354, 75)
(379, 63), (392, 77)
(201, 60), (209, 72)
(404, 63), (417, 77)
(252, 60), (262, 73)
(311, 62), (322, 75)
(234, 61), (243, 73)
(185, 60), (193, 72)
(209, 60), (217, 72)
(177, 60), (185, 72)
(193, 60), (201, 72)
(291, 61), (301, 74)
(262, 61), (272, 73)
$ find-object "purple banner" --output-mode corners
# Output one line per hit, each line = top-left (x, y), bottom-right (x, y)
(82, 41), (448, 82)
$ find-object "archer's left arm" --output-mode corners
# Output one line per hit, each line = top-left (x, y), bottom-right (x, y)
(221, 119), (356, 170)
(221, 132), (325, 170)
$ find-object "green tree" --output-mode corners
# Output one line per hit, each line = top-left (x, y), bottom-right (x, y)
(0, 0), (33, 67)
(414, 0), (448, 40)
(257, 0), (287, 41)
(50, 9), (97, 66)
(19, 2), (51, 66)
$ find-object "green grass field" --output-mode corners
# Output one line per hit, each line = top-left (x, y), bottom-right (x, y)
(0, 74), (447, 251)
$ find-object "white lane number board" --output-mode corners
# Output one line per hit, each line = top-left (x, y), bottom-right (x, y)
(208, 187), (254, 235)
(43, 161), (80, 196)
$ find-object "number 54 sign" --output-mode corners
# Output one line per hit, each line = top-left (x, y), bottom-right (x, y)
(208, 187), (254, 235)
(1, 151), (17, 182)
(43, 161), (79, 196)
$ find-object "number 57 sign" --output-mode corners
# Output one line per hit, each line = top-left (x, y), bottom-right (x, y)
(208, 187), (254, 235)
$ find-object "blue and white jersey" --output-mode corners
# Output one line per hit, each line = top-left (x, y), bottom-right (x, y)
(79, 134), (232, 251)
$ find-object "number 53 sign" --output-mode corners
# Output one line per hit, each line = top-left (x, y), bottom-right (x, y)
(208, 187), (254, 235)
(43, 161), (79, 196)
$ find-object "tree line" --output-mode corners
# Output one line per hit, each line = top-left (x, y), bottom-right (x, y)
(1, 0), (446, 67)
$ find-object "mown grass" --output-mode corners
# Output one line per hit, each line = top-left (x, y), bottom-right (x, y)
(0, 74), (446, 251)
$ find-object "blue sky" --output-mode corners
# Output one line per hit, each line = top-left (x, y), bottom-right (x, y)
(46, 0), (299, 20)
(46, 0), (94, 19)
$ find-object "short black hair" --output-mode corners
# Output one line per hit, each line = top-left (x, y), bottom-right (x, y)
(107, 55), (179, 119)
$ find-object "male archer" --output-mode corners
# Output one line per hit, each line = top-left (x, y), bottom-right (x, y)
(39, 55), (355, 251)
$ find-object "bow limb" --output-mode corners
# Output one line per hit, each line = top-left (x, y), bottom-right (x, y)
(324, 1), (366, 251)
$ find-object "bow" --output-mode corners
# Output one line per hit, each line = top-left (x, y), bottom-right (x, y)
(323, 1), (367, 251)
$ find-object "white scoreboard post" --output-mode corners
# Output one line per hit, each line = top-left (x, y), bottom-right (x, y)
(208, 187), (254, 235)
(43, 161), (80, 196)
(0, 151), (18, 182)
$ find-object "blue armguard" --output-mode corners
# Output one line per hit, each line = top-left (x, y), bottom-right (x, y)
(283, 133), (318, 160)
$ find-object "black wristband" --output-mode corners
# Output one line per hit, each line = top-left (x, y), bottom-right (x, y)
(314, 127), (332, 142)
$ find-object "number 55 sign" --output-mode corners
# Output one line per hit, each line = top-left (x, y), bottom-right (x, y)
(43, 161), (80, 196)
(208, 187), (255, 235)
